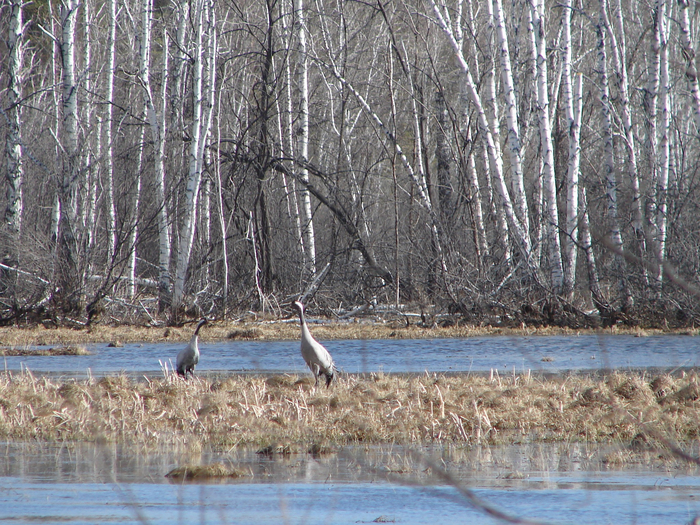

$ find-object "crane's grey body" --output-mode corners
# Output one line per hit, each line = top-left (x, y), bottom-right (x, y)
(176, 319), (207, 378)
(293, 301), (335, 387)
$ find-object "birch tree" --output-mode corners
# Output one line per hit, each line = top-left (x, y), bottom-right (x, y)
(596, 0), (629, 306)
(429, 1), (534, 271)
(172, 0), (215, 314)
(529, 0), (563, 293)
(294, 0), (317, 275)
(560, 0), (581, 298)
(608, 0), (645, 272)
(493, 0), (529, 238)
(103, 0), (117, 265)
(4, 0), (24, 235)
(58, 0), (84, 312)
(677, 0), (700, 134)
(653, 0), (670, 291)
(138, 0), (172, 308)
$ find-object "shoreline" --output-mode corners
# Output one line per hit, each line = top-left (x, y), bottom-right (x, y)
(1, 319), (696, 347)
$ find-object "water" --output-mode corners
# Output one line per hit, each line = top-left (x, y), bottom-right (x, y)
(2, 334), (699, 378)
(1, 441), (699, 524)
(3, 335), (699, 523)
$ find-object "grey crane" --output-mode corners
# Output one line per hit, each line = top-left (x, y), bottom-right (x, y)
(292, 300), (336, 387)
(176, 318), (207, 379)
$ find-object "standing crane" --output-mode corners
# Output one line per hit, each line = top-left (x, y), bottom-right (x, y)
(176, 318), (207, 379)
(292, 300), (336, 387)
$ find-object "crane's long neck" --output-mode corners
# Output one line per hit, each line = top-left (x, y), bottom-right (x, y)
(298, 310), (311, 338)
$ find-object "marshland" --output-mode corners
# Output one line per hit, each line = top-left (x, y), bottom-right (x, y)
(1, 321), (700, 523)
(1, 364), (699, 452)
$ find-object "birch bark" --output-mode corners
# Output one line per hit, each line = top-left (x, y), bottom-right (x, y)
(172, 0), (212, 313)
(103, 0), (117, 264)
(653, 0), (670, 291)
(58, 0), (84, 311)
(560, 0), (581, 298)
(493, 0), (529, 236)
(529, 0), (563, 293)
(4, 0), (24, 234)
(678, 0), (700, 134)
(294, 0), (317, 275)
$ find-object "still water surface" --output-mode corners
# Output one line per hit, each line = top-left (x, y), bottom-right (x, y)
(1, 441), (699, 524)
(2, 333), (699, 377)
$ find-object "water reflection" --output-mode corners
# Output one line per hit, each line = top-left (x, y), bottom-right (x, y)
(1, 440), (698, 487)
(1, 441), (699, 524)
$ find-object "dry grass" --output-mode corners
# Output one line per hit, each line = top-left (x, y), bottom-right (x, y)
(0, 346), (90, 356)
(0, 370), (698, 456)
(165, 463), (249, 480)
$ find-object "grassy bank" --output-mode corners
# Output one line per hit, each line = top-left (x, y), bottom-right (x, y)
(0, 318), (692, 348)
(1, 370), (697, 454)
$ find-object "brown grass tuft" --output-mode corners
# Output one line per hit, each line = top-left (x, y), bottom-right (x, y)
(227, 328), (264, 340)
(165, 463), (248, 480)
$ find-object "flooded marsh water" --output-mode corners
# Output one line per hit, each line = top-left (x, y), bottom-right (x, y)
(1, 441), (699, 524)
(1, 334), (699, 523)
(2, 333), (700, 377)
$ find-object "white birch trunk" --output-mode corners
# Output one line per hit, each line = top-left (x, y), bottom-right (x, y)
(644, 0), (661, 209)
(530, 0), (563, 293)
(104, 0), (117, 264)
(156, 29), (172, 304)
(561, 0), (581, 298)
(172, 0), (208, 312)
(82, 1), (96, 262)
(280, 0), (305, 259)
(49, 1), (61, 250)
(678, 0), (700, 134)
(4, 0), (24, 233)
(466, 0), (511, 264)
(493, 0), (529, 237)
(214, 84), (228, 315)
(294, 0), (317, 275)
(654, 0), (670, 290)
(58, 0), (83, 308)
(127, 152), (142, 300)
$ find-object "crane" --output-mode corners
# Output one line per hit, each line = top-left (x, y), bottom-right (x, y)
(292, 300), (336, 387)
(176, 318), (207, 379)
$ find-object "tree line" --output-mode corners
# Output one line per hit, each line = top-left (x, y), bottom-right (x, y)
(1, 0), (700, 327)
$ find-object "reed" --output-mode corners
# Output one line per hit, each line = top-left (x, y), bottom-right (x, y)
(0, 370), (697, 455)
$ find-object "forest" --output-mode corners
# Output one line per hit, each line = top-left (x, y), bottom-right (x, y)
(1, 0), (700, 328)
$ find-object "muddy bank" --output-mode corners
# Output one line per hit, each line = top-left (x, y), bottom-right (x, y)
(0, 371), (697, 455)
